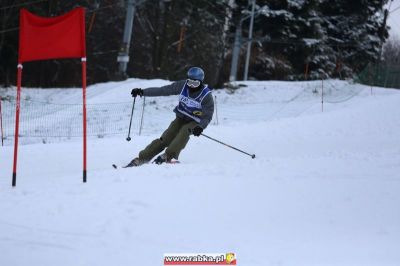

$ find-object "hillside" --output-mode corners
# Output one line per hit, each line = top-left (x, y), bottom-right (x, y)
(0, 80), (399, 266)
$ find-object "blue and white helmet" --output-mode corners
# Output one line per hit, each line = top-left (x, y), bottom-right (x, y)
(187, 67), (205, 81)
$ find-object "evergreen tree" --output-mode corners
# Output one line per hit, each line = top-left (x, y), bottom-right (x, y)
(0, 0), (391, 87)
(129, 0), (229, 86)
(320, 0), (389, 75)
(237, 0), (389, 81)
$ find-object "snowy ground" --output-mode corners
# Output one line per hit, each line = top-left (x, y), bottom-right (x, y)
(0, 79), (399, 266)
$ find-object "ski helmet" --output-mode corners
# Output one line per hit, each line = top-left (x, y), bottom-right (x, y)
(187, 67), (205, 81)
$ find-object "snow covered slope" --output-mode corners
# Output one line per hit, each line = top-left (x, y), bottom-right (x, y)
(0, 79), (399, 266)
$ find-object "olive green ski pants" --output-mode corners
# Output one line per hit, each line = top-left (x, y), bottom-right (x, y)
(138, 117), (198, 161)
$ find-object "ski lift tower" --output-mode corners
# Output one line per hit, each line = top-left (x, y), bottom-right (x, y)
(116, 0), (136, 80)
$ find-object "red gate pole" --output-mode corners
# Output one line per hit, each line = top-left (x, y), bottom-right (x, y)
(12, 64), (23, 187)
(82, 57), (87, 183)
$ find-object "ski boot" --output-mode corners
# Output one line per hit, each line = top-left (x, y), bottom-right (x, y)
(153, 153), (172, 165)
(124, 157), (146, 168)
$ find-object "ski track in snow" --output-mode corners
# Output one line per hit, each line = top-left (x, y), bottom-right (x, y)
(0, 79), (399, 266)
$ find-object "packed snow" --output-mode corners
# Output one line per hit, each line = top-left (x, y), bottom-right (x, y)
(0, 79), (399, 266)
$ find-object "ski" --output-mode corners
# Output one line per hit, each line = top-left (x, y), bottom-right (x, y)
(168, 160), (180, 164)
(112, 164), (133, 169)
(152, 159), (180, 165)
(112, 160), (180, 169)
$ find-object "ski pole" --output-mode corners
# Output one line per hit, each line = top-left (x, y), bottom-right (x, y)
(139, 96), (145, 135)
(126, 97), (136, 141)
(200, 133), (256, 159)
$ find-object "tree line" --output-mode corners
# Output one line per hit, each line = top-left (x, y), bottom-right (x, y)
(0, 0), (391, 88)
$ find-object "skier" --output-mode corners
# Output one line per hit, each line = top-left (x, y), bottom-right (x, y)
(126, 67), (214, 166)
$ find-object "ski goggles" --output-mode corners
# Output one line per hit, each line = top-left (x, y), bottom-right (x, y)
(187, 79), (201, 88)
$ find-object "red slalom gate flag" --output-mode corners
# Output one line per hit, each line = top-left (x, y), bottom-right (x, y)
(12, 7), (88, 187)
(18, 7), (86, 63)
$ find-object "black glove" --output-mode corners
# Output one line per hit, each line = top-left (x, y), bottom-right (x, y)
(192, 125), (203, 137)
(131, 88), (143, 98)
